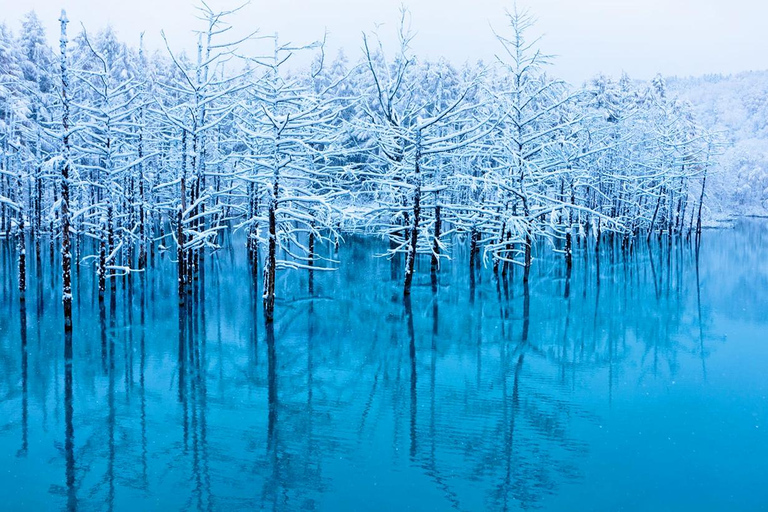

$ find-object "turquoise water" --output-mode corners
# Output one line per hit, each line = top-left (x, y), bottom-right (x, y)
(0, 222), (766, 511)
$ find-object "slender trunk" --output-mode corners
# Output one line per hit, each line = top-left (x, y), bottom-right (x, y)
(430, 201), (441, 279)
(696, 174), (707, 238)
(404, 166), (421, 296)
(263, 198), (277, 322)
(494, 214), (505, 276)
(308, 224), (315, 296)
(178, 130), (187, 304)
(34, 164), (41, 268)
(60, 11), (73, 335)
(263, 124), (280, 322)
(18, 211), (26, 299)
(108, 203), (116, 298)
(521, 195), (531, 284)
(248, 182), (259, 269)
(469, 226), (479, 274)
(501, 236), (512, 279)
(523, 234), (531, 284)
(137, 119), (147, 270)
(177, 207), (185, 305)
(648, 192), (662, 242)
(98, 219), (106, 301)
(565, 182), (574, 273)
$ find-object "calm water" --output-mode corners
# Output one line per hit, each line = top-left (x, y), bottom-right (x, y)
(1, 222), (767, 511)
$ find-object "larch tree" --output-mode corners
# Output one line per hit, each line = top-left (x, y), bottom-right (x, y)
(236, 32), (349, 321)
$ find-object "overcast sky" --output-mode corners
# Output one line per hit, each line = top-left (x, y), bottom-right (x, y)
(4, 0), (767, 84)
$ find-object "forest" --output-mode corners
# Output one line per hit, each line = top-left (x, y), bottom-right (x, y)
(671, 70), (768, 215)
(0, 5), (716, 325)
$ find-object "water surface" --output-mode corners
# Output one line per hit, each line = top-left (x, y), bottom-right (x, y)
(1, 222), (767, 511)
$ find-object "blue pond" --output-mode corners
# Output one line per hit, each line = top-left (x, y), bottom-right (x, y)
(0, 221), (767, 511)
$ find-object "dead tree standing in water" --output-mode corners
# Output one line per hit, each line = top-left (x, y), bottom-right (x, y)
(59, 10), (73, 334)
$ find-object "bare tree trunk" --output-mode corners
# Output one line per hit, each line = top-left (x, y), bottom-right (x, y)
(137, 118), (147, 270)
(17, 210), (26, 300)
(108, 203), (116, 299)
(60, 10), (73, 335)
(178, 130), (187, 305)
(430, 200), (441, 280)
(469, 226), (479, 275)
(34, 165), (42, 270)
(177, 207), (185, 305)
(248, 182), (259, 270)
(696, 173), (707, 239)
(263, 196), (277, 322)
(404, 186), (420, 296)
(308, 223), (315, 296)
(98, 219), (106, 301)
(523, 234), (531, 284)
(565, 183), (574, 273)
(647, 192), (662, 242)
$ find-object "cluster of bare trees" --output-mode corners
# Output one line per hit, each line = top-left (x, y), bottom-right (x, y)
(0, 6), (716, 324)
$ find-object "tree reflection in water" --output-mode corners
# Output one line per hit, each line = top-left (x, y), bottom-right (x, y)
(0, 221), (765, 510)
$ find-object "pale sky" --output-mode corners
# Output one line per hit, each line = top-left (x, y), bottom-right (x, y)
(3, 0), (767, 84)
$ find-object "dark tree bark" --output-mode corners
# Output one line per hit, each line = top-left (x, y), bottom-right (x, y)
(430, 198), (441, 279)
(59, 10), (73, 335)
(263, 181), (278, 322)
(404, 185), (420, 296)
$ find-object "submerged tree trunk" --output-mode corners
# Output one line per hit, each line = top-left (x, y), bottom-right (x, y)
(648, 193), (662, 242)
(565, 184), (574, 272)
(430, 199), (441, 280)
(404, 185), (421, 296)
(523, 234), (532, 284)
(34, 164), (42, 271)
(107, 203), (116, 299)
(469, 226), (479, 274)
(98, 218), (106, 301)
(308, 225), (315, 296)
(696, 173), (707, 239)
(178, 130), (187, 305)
(60, 10), (73, 335)
(17, 211), (26, 300)
(248, 182), (259, 270)
(137, 120), (147, 270)
(263, 197), (277, 322)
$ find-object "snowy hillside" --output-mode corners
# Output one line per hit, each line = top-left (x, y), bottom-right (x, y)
(670, 71), (768, 217)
